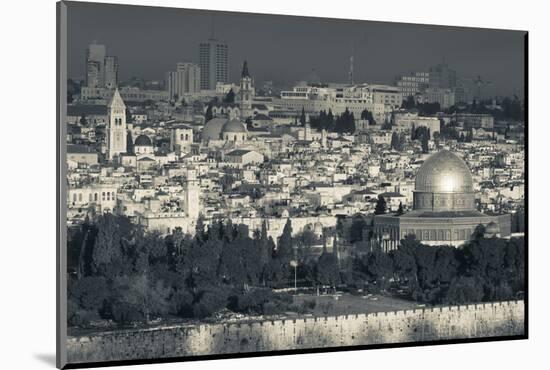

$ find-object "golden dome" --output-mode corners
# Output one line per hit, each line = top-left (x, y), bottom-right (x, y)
(415, 150), (473, 194)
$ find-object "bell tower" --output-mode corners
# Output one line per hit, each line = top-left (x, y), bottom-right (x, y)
(107, 88), (127, 160)
(184, 168), (200, 220)
(239, 60), (254, 119)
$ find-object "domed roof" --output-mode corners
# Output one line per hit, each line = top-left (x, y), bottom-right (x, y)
(313, 222), (324, 234)
(222, 119), (247, 134)
(202, 117), (227, 141)
(415, 150), (473, 193)
(134, 134), (152, 146)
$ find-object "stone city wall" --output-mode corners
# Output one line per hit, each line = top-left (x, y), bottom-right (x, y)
(67, 300), (524, 364)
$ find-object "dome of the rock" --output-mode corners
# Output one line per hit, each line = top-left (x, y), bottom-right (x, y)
(414, 150), (474, 193)
(413, 150), (475, 212)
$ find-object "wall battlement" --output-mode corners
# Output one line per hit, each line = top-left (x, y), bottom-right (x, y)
(67, 300), (525, 364)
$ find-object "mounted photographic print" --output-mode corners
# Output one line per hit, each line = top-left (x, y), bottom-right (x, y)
(56, 1), (528, 368)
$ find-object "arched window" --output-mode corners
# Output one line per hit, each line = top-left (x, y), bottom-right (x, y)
(94, 193), (98, 202)
(234, 135), (237, 141)
(185, 134), (189, 141)
(102, 192), (105, 201)
(72, 193), (77, 202)
(78, 193), (82, 202)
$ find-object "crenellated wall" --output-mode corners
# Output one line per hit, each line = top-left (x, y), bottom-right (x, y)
(67, 300), (525, 364)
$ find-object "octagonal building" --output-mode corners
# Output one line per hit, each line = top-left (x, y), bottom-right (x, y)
(372, 150), (511, 250)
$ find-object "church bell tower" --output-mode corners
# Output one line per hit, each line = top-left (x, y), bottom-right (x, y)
(107, 88), (127, 160)
(239, 60), (254, 120)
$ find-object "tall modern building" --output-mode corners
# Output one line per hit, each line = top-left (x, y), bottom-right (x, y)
(166, 62), (201, 100)
(104, 56), (119, 89)
(428, 62), (457, 90)
(85, 43), (118, 89)
(199, 38), (229, 90)
(395, 71), (430, 97)
(86, 43), (106, 88)
(85, 60), (101, 88)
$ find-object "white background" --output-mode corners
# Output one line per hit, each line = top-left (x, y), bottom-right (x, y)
(0, 0), (546, 368)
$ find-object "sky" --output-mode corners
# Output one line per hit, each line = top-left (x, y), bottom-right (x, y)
(66, 1), (526, 97)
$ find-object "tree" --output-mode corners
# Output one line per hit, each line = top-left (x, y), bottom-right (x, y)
(278, 219), (293, 261)
(111, 274), (172, 324)
(268, 219), (293, 287)
(421, 134), (429, 153)
(349, 217), (368, 244)
(362, 250), (393, 291)
(223, 89), (235, 103)
(125, 107), (134, 123)
(445, 276), (484, 305)
(390, 131), (399, 150)
(360, 108), (376, 125)
(333, 108), (356, 134)
(257, 221), (272, 285)
(90, 214), (133, 279)
(374, 195), (387, 215)
(300, 107), (306, 126)
(245, 117), (253, 130)
(401, 96), (416, 110)
(316, 252), (340, 288)
(204, 103), (213, 122)
(220, 173), (236, 192)
(326, 109), (335, 130)
(396, 202), (404, 216)
(195, 214), (206, 241)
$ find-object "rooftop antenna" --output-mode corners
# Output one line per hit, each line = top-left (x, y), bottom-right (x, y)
(348, 42), (355, 85)
(209, 15), (215, 39)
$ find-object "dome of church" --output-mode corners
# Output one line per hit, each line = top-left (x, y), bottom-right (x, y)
(415, 150), (473, 193)
(222, 119), (247, 134)
(134, 134), (152, 146)
(202, 118), (227, 141)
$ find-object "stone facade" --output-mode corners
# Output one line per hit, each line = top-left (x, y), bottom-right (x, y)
(67, 300), (524, 365)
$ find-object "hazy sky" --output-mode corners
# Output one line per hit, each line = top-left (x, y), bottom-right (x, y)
(66, 1), (526, 96)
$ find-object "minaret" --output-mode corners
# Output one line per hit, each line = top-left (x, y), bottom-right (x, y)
(239, 60), (254, 119)
(321, 129), (327, 148)
(304, 121), (311, 141)
(184, 168), (200, 220)
(106, 88), (127, 160)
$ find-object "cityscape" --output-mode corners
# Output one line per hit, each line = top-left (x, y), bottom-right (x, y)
(63, 3), (526, 365)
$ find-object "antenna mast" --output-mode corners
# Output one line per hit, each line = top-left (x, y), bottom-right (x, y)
(349, 42), (355, 85)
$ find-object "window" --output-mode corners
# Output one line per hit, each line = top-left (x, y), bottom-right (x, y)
(94, 193), (98, 201)
(102, 192), (105, 201)
(78, 193), (82, 202)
